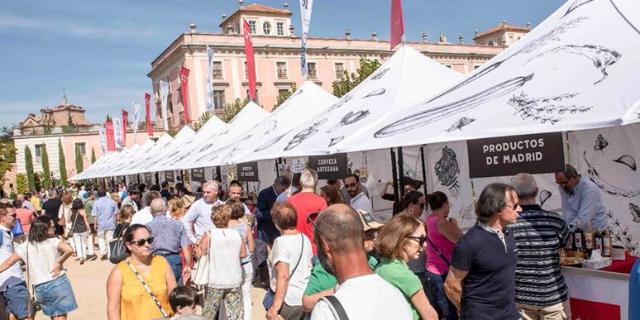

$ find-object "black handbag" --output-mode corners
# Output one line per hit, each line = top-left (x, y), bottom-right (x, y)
(109, 225), (129, 264)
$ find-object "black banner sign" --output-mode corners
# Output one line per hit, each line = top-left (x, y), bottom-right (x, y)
(467, 132), (565, 178)
(143, 173), (153, 185)
(191, 168), (205, 182)
(164, 171), (175, 183)
(308, 153), (348, 180)
(237, 162), (259, 182)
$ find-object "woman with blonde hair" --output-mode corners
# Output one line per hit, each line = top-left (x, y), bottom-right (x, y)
(58, 192), (74, 250)
(198, 204), (246, 319)
(375, 214), (438, 320)
(114, 204), (134, 239)
(167, 198), (186, 220)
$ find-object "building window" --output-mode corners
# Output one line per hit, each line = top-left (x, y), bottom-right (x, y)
(248, 21), (257, 34)
(34, 145), (44, 160)
(75, 143), (86, 157)
(213, 90), (226, 109)
(335, 63), (345, 80)
(307, 62), (317, 79)
(244, 61), (248, 79)
(212, 61), (223, 80)
(278, 88), (290, 97)
(276, 62), (288, 80)
(246, 88), (259, 104)
(263, 22), (271, 35)
(276, 22), (285, 36)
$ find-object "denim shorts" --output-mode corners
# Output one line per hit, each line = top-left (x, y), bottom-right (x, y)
(34, 274), (78, 316)
(1, 282), (29, 319)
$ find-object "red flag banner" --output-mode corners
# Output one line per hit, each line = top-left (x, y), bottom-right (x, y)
(121, 110), (128, 146)
(243, 19), (257, 101)
(390, 0), (405, 50)
(145, 93), (153, 137)
(570, 297), (621, 320)
(179, 66), (191, 123)
(105, 119), (116, 152)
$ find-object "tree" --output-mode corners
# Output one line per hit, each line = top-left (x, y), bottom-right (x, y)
(58, 139), (67, 187)
(75, 144), (84, 174)
(0, 126), (16, 184)
(16, 174), (27, 194)
(274, 83), (297, 111)
(41, 143), (51, 189)
(192, 111), (213, 132)
(24, 146), (35, 191)
(332, 57), (382, 97)
(221, 98), (249, 123)
(91, 148), (96, 164)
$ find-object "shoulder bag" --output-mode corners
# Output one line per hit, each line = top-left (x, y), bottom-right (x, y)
(192, 231), (211, 286)
(426, 236), (451, 266)
(125, 259), (170, 318)
(108, 224), (129, 264)
(320, 295), (350, 320)
(262, 234), (305, 311)
(66, 211), (80, 238)
(24, 243), (40, 317)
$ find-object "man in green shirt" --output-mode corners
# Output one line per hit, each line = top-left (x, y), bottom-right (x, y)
(302, 209), (384, 312)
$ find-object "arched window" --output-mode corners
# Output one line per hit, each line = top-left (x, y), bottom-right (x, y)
(263, 22), (271, 35)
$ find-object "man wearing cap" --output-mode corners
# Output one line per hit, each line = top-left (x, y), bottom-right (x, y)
(302, 208), (383, 312)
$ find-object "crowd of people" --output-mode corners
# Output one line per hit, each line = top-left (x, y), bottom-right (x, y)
(0, 163), (602, 319)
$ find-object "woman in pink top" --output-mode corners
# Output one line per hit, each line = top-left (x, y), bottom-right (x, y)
(424, 191), (462, 320)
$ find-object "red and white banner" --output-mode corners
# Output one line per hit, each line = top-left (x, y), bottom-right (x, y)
(563, 268), (628, 320)
(105, 119), (116, 152)
(243, 19), (257, 101)
(390, 0), (405, 50)
(121, 109), (128, 146)
(179, 66), (191, 123)
(145, 93), (153, 137)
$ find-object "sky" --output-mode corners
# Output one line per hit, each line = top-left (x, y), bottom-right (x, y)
(0, 0), (563, 128)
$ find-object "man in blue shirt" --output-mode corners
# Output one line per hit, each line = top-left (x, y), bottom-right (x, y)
(92, 188), (119, 260)
(555, 164), (607, 230)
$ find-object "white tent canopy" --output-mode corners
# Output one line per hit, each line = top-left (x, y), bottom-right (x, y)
(72, 143), (143, 180)
(179, 101), (270, 169)
(90, 138), (158, 179)
(124, 126), (196, 175)
(227, 45), (464, 163)
(333, 0), (640, 153)
(148, 116), (228, 173)
(191, 81), (338, 167)
(109, 134), (174, 177)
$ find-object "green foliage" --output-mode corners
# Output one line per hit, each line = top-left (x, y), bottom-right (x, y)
(58, 139), (67, 187)
(332, 57), (382, 97)
(34, 172), (42, 191)
(0, 127), (16, 184)
(192, 111), (213, 132)
(24, 146), (35, 191)
(41, 144), (51, 189)
(16, 174), (27, 194)
(91, 148), (96, 164)
(221, 98), (250, 123)
(75, 144), (84, 174)
(274, 83), (297, 111)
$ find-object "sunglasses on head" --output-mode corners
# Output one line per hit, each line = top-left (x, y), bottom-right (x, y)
(131, 237), (155, 246)
(406, 235), (426, 246)
(307, 215), (329, 242)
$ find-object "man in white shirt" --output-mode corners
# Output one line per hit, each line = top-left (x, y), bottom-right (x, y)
(227, 180), (251, 215)
(130, 190), (162, 225)
(310, 204), (411, 320)
(344, 174), (373, 215)
(182, 180), (223, 243)
(0, 204), (31, 320)
(120, 188), (140, 213)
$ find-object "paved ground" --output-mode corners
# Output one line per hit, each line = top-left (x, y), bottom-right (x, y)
(34, 256), (267, 320)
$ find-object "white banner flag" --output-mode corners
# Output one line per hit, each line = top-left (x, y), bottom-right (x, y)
(299, 0), (313, 78)
(112, 117), (124, 149)
(98, 128), (107, 153)
(132, 101), (141, 144)
(159, 80), (170, 130)
(206, 46), (215, 111)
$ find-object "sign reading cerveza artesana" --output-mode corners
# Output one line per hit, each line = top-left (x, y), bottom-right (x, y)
(308, 153), (348, 180)
(467, 132), (564, 178)
(237, 162), (260, 182)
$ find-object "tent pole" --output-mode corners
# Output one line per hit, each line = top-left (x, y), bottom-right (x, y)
(390, 148), (400, 215)
(155, 172), (160, 186)
(124, 175), (128, 187)
(215, 166), (222, 182)
(398, 147), (405, 199)
(275, 158), (281, 177)
(420, 146), (428, 196)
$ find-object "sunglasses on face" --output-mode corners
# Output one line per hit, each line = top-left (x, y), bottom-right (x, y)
(345, 183), (358, 188)
(406, 235), (427, 247)
(131, 237), (155, 246)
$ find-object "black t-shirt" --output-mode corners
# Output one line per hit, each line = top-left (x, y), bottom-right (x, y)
(452, 224), (519, 320)
(42, 198), (62, 222)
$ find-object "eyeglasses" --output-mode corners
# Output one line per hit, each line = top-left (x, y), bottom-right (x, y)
(345, 183), (358, 188)
(510, 203), (520, 210)
(406, 235), (426, 246)
(131, 237), (155, 246)
(307, 215), (329, 242)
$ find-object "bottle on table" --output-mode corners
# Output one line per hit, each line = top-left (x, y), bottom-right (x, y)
(603, 229), (613, 257)
(574, 224), (585, 258)
(594, 229), (603, 256)
(565, 224), (576, 257)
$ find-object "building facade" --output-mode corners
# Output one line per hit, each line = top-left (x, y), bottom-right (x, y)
(148, 3), (531, 131)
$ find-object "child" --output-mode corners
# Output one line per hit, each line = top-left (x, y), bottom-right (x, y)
(169, 286), (205, 320)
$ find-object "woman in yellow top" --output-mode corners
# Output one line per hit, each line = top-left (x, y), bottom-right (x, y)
(106, 224), (177, 320)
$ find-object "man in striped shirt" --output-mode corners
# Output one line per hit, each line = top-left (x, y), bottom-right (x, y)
(510, 173), (569, 320)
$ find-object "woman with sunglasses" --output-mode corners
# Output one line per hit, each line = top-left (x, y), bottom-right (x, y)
(106, 224), (176, 320)
(375, 214), (438, 320)
(0, 215), (78, 320)
(424, 191), (462, 320)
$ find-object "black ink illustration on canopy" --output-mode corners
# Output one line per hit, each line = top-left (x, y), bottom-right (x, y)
(584, 151), (640, 197)
(614, 154), (637, 171)
(593, 134), (609, 152)
(446, 117), (475, 132)
(325, 110), (371, 134)
(362, 88), (386, 99)
(434, 145), (461, 197)
(539, 190), (553, 207)
(328, 136), (345, 147)
(509, 92), (592, 125)
(562, 0), (595, 18)
(284, 118), (328, 151)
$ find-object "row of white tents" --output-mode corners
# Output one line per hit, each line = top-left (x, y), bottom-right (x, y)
(72, 0), (640, 182)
